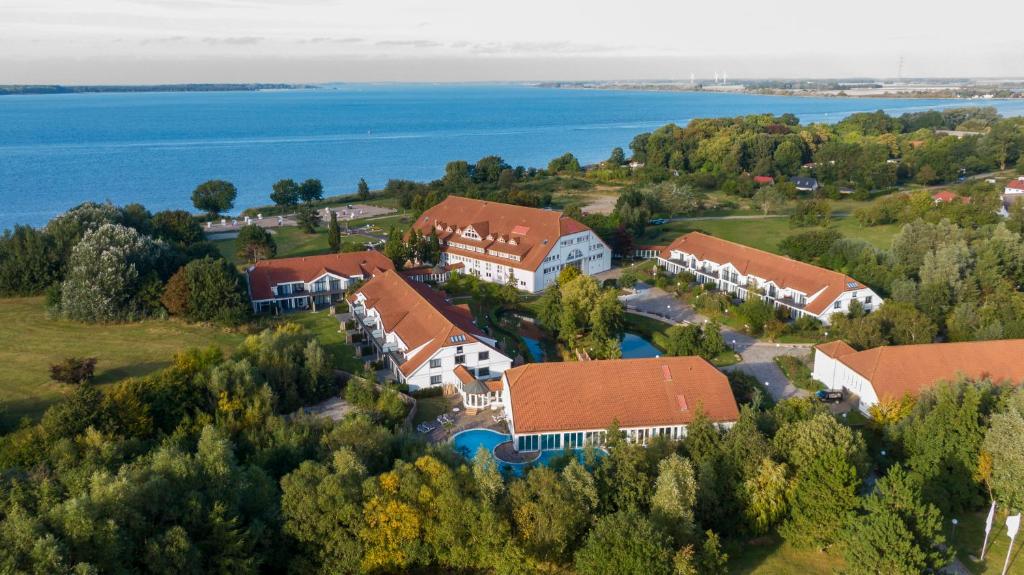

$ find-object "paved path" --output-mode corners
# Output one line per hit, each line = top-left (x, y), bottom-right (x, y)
(620, 285), (811, 402)
(203, 203), (396, 234)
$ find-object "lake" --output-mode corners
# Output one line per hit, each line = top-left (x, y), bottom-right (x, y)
(3, 84), (1024, 230)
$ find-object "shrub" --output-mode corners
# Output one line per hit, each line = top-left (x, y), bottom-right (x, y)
(49, 357), (97, 385)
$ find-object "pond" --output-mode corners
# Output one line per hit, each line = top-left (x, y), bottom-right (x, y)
(452, 428), (601, 475)
(620, 332), (662, 359)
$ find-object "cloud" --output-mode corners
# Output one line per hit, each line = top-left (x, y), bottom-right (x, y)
(375, 39), (443, 49)
(140, 35), (187, 45)
(202, 36), (264, 45)
(305, 37), (364, 45)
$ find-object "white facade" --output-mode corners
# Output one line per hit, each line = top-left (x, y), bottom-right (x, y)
(500, 377), (733, 453)
(657, 249), (882, 325)
(250, 271), (362, 313)
(811, 350), (879, 414)
(349, 292), (512, 390)
(441, 228), (611, 293)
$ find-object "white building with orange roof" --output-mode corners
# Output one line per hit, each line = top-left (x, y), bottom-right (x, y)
(813, 339), (1024, 414)
(245, 251), (394, 314)
(657, 232), (882, 324)
(410, 196), (611, 293)
(347, 270), (512, 393)
(500, 357), (739, 452)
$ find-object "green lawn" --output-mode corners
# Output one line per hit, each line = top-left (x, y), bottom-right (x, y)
(641, 216), (901, 254)
(0, 297), (247, 424)
(623, 312), (740, 367)
(413, 395), (450, 425)
(726, 535), (845, 574)
(956, 509), (1024, 574)
(285, 310), (364, 373)
(214, 227), (384, 266)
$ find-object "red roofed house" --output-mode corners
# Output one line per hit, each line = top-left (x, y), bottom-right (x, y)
(813, 339), (1024, 414)
(410, 196), (611, 293)
(348, 270), (512, 396)
(1001, 177), (1024, 217)
(657, 232), (882, 324)
(931, 190), (970, 205)
(245, 251), (394, 313)
(753, 175), (775, 185)
(1004, 176), (1024, 196)
(500, 358), (739, 452)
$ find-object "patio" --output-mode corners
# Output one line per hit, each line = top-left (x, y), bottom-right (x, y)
(417, 394), (509, 443)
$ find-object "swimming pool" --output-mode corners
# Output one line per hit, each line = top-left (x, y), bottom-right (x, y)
(451, 428), (601, 473)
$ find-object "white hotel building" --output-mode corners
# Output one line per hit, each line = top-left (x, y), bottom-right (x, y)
(347, 270), (513, 397)
(411, 196), (612, 293)
(657, 232), (882, 325)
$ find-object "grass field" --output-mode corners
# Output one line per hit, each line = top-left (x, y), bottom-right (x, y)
(0, 297), (247, 424)
(725, 536), (845, 574)
(412, 395), (450, 426)
(640, 216), (901, 254)
(956, 509), (1024, 574)
(623, 312), (741, 367)
(285, 310), (363, 373)
(214, 226), (383, 266)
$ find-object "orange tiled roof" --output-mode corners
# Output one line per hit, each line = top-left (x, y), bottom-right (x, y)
(354, 270), (487, 375)
(453, 365), (476, 385)
(661, 232), (866, 315)
(504, 357), (739, 434)
(815, 340), (857, 359)
(246, 251), (393, 300)
(831, 339), (1024, 402)
(412, 196), (595, 271)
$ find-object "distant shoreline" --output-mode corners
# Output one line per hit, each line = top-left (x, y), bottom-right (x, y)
(536, 82), (1024, 101)
(0, 83), (314, 96)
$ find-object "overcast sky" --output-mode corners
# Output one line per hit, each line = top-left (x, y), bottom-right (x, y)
(2, 0), (1022, 84)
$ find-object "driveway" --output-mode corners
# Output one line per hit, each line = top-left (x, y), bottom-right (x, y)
(621, 285), (811, 402)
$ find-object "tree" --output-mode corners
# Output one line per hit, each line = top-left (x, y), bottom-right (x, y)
(298, 178), (324, 204)
(780, 446), (861, 549)
(982, 401), (1024, 510)
(60, 223), (162, 322)
(842, 465), (950, 574)
(752, 185), (786, 215)
(191, 180), (237, 217)
(235, 224), (277, 263)
(741, 458), (789, 535)
(180, 257), (250, 324)
(161, 266), (190, 316)
(357, 178), (370, 200)
(607, 147), (627, 166)
(49, 357), (97, 385)
(295, 204), (320, 233)
(573, 511), (674, 575)
(650, 454), (698, 544)
(697, 531), (729, 575)
(548, 153), (581, 175)
(151, 210), (204, 248)
(383, 226), (409, 270)
(0, 225), (60, 297)
(328, 211), (341, 253)
(270, 179), (300, 208)
(509, 466), (593, 563)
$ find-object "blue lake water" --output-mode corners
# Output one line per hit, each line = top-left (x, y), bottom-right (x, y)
(3, 84), (1024, 230)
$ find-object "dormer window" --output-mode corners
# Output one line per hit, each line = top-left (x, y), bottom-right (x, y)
(486, 233), (494, 240)
(510, 238), (518, 245)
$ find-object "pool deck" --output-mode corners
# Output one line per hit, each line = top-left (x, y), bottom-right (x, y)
(422, 394), (509, 443)
(494, 440), (539, 464)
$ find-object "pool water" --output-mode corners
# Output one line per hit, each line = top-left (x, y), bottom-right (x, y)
(451, 428), (600, 474)
(620, 332), (662, 358)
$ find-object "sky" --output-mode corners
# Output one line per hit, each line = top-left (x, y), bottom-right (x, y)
(2, 0), (1023, 84)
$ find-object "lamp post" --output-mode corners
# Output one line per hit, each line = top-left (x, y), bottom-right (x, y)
(951, 518), (959, 547)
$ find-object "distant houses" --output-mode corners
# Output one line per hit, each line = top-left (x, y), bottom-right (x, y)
(753, 175), (775, 185)
(347, 270), (512, 392)
(245, 251), (394, 313)
(410, 196), (612, 293)
(931, 190), (970, 205)
(792, 176), (819, 192)
(657, 232), (881, 324)
(500, 358), (739, 452)
(999, 176), (1024, 216)
(813, 339), (1024, 414)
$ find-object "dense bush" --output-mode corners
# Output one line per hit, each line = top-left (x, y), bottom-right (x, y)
(48, 356), (97, 385)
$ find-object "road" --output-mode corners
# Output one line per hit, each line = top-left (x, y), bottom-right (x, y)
(620, 285), (811, 402)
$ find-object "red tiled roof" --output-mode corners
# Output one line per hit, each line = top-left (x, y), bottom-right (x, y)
(453, 365), (475, 385)
(1006, 179), (1024, 191)
(504, 358), (739, 434)
(246, 251), (394, 300)
(412, 196), (597, 272)
(660, 232), (866, 315)
(831, 339), (1024, 402)
(353, 270), (488, 375)
(815, 340), (857, 359)
(753, 175), (775, 184)
(932, 190), (970, 204)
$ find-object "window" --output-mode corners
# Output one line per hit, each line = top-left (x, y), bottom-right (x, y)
(477, 367), (490, 377)
(865, 295), (873, 304)
(833, 301), (841, 309)
(478, 351), (489, 361)
(455, 355), (466, 365)
(429, 358), (442, 368)
(430, 375), (442, 385)
(456, 346), (464, 353)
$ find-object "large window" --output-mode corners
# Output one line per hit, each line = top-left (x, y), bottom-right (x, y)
(430, 375), (442, 385)
(477, 367), (490, 377)
(455, 355), (466, 365)
(478, 351), (489, 361)
(517, 435), (539, 451)
(429, 358), (442, 368)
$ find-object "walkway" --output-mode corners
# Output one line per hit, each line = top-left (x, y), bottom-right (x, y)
(620, 284), (811, 402)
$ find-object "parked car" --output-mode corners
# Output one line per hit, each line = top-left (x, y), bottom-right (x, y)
(649, 218), (668, 225)
(815, 389), (844, 403)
